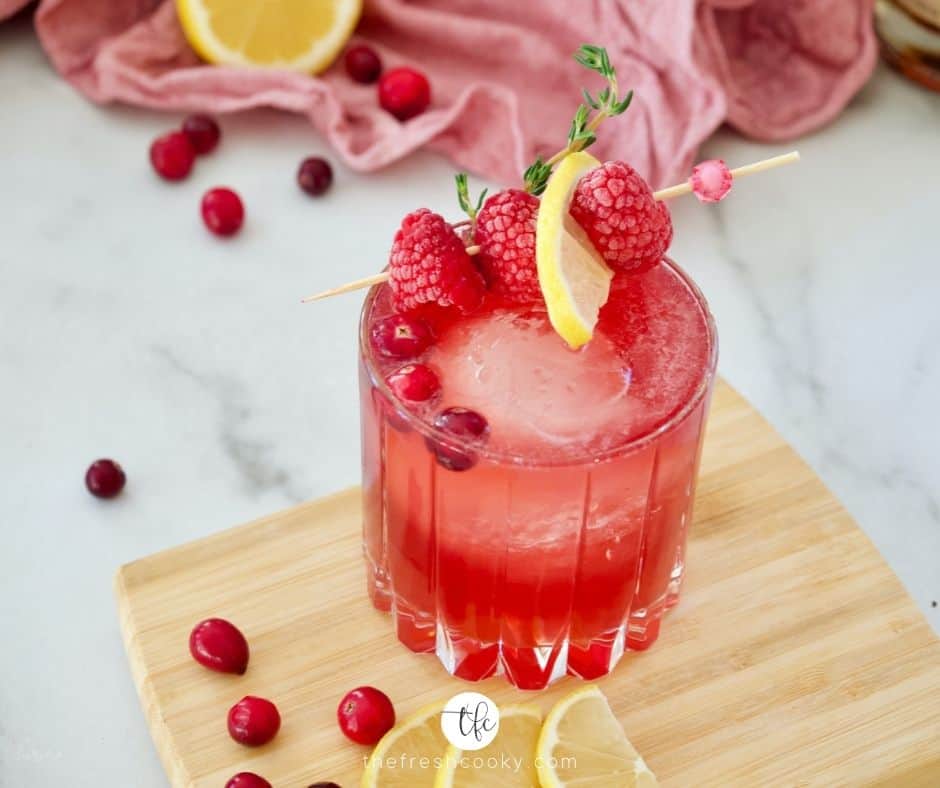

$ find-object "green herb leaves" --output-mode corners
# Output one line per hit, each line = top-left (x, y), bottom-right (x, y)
(455, 172), (488, 220)
(523, 158), (553, 196)
(521, 44), (635, 194)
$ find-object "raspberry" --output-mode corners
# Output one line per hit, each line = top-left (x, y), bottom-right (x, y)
(474, 189), (541, 303)
(569, 161), (673, 274)
(388, 209), (485, 313)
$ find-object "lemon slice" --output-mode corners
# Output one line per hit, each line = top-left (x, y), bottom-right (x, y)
(537, 685), (658, 788)
(536, 151), (613, 349)
(362, 700), (449, 788)
(434, 704), (542, 788)
(176, 0), (362, 73)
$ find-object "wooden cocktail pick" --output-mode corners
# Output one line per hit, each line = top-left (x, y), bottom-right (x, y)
(301, 150), (800, 303)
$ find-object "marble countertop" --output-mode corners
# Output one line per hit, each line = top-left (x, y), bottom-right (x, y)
(1, 14), (938, 786)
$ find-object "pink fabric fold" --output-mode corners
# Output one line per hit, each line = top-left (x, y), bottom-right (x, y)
(2, 0), (875, 188)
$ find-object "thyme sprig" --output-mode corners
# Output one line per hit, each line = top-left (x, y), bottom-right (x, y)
(455, 171), (488, 230)
(523, 44), (634, 195)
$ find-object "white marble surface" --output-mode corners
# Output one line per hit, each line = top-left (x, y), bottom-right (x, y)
(1, 13), (939, 786)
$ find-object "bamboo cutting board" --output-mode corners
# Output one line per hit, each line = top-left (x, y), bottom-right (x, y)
(115, 381), (940, 787)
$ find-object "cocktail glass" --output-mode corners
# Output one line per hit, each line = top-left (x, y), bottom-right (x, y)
(359, 258), (717, 689)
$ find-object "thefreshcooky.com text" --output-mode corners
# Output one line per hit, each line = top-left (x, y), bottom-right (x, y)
(362, 753), (576, 773)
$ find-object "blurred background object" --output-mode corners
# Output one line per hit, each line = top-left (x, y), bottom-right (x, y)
(875, 0), (940, 90)
(0, 0), (878, 189)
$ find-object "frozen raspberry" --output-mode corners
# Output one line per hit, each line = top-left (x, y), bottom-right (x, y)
(690, 159), (732, 202)
(378, 67), (431, 121)
(474, 189), (541, 303)
(370, 314), (433, 359)
(570, 161), (673, 274)
(388, 209), (485, 313)
(385, 364), (440, 402)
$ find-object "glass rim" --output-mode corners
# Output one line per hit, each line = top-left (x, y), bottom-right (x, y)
(359, 257), (719, 468)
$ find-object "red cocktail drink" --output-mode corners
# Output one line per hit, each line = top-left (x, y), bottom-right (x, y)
(360, 258), (716, 689)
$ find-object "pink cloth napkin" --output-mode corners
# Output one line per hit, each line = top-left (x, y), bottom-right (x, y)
(2, 0), (875, 189)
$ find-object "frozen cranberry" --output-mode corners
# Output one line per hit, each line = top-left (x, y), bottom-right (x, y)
(85, 459), (126, 499)
(150, 131), (195, 181)
(201, 187), (244, 236)
(385, 364), (440, 402)
(378, 67), (431, 121)
(297, 157), (333, 197)
(426, 407), (489, 471)
(345, 44), (382, 83)
(370, 314), (433, 359)
(189, 618), (249, 675)
(182, 114), (221, 154)
(337, 686), (395, 745)
(225, 773), (271, 788)
(228, 696), (281, 746)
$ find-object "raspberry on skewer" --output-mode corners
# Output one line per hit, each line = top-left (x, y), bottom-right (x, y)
(388, 209), (486, 313)
(569, 161), (673, 274)
(474, 189), (541, 304)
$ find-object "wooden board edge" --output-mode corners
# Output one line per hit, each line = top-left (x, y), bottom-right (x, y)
(114, 565), (195, 788)
(116, 486), (361, 583)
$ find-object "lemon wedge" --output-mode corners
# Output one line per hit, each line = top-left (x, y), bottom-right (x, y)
(434, 704), (542, 788)
(361, 700), (449, 788)
(536, 151), (613, 349)
(537, 685), (658, 788)
(176, 0), (362, 73)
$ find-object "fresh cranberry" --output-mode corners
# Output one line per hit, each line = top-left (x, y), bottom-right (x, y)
(149, 131), (195, 181)
(85, 459), (126, 499)
(378, 67), (431, 121)
(201, 187), (244, 237)
(307, 783), (342, 788)
(225, 773), (272, 788)
(337, 686), (395, 745)
(370, 314), (433, 359)
(182, 114), (221, 155)
(189, 618), (249, 675)
(228, 696), (281, 746)
(385, 364), (440, 402)
(345, 44), (382, 83)
(297, 157), (333, 197)
(426, 407), (489, 471)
